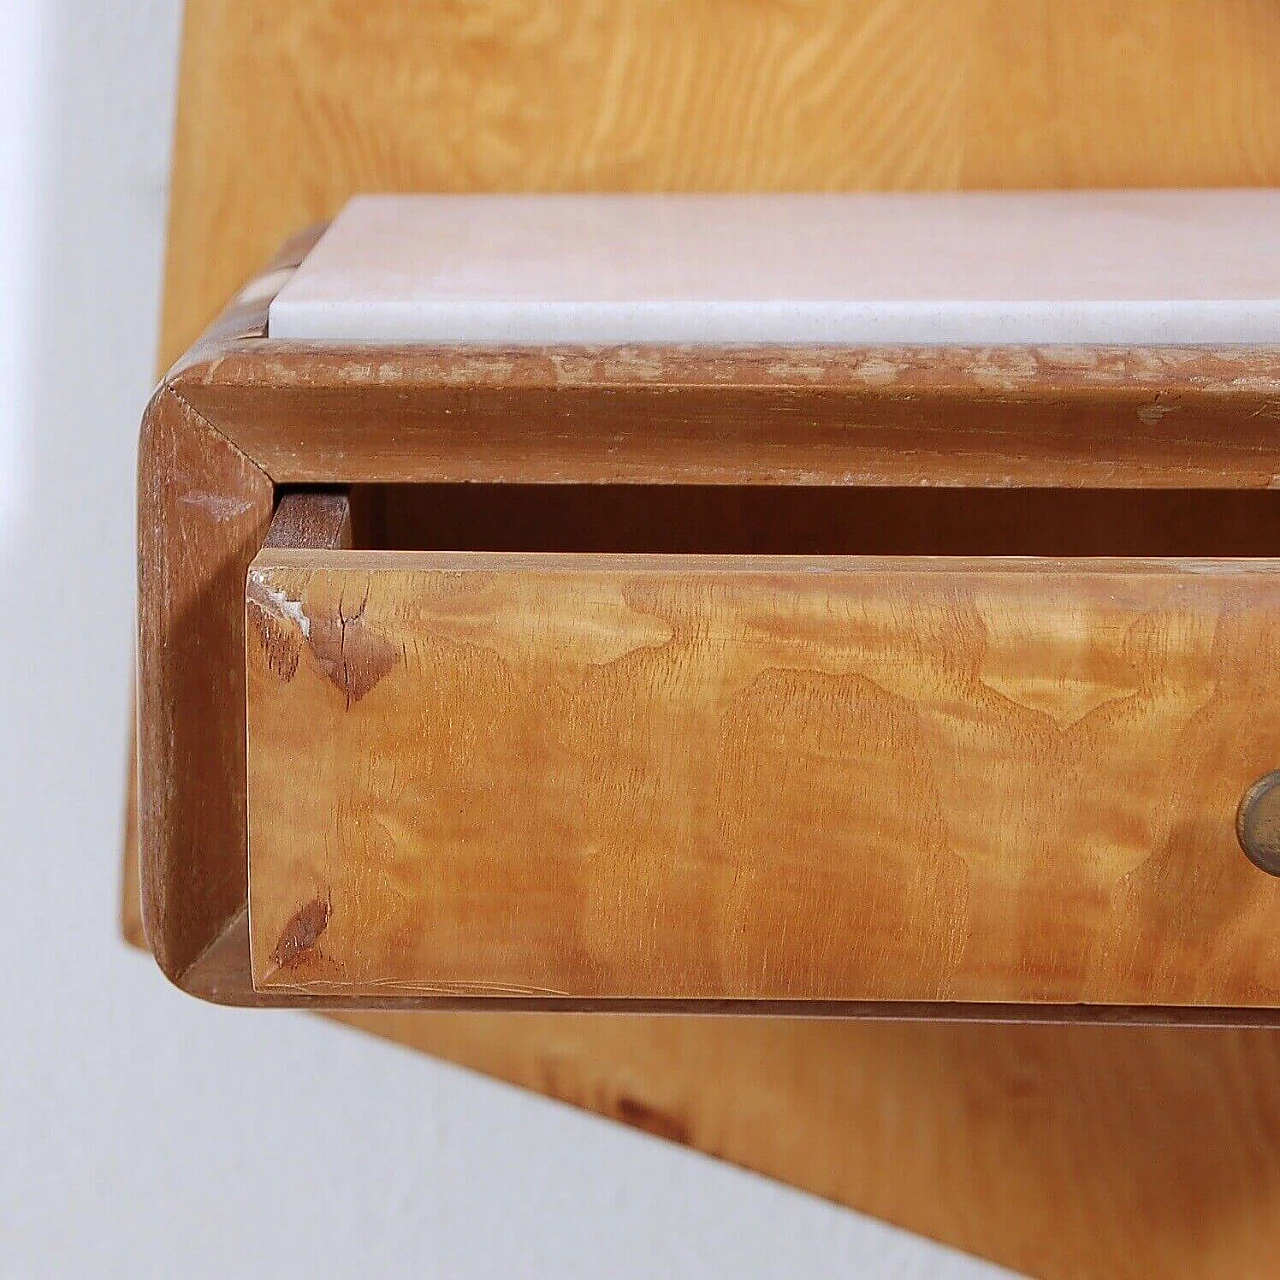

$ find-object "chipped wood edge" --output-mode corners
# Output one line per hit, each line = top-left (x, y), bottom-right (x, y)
(173, 341), (1280, 491)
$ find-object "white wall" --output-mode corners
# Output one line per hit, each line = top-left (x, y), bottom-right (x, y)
(0, 4), (1013, 1276)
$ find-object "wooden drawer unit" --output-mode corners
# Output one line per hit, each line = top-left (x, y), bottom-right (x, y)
(139, 195), (1280, 1018)
(130, 14), (1280, 1275)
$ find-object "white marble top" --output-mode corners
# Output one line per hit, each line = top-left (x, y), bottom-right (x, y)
(269, 191), (1280, 345)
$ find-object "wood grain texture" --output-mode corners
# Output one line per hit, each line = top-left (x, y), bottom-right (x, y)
(261, 490), (352, 551)
(124, 1), (1280, 1273)
(157, 298), (1280, 1007)
(122, 231), (322, 965)
(177, 343), (1280, 491)
(136, 385), (274, 981)
(247, 551), (1280, 1005)
(135, 230), (325, 984)
(161, 0), (1280, 368)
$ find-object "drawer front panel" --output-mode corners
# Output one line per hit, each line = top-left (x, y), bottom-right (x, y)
(246, 552), (1280, 1005)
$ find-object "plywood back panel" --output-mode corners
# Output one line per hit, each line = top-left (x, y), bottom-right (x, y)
(161, 0), (1280, 366)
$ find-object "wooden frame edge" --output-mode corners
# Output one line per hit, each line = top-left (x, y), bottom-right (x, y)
(136, 381), (273, 984)
(125, 227), (327, 964)
(173, 340), (1280, 491)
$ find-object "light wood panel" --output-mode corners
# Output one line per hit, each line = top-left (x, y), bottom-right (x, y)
(161, 0), (1280, 368)
(247, 547), (1280, 1006)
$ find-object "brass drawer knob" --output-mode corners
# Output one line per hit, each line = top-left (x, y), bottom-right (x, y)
(1238, 772), (1280, 876)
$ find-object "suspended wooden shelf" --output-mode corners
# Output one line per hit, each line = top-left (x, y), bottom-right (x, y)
(125, 7), (1280, 1276)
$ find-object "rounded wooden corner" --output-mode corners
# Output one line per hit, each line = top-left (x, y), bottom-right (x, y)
(136, 380), (275, 986)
